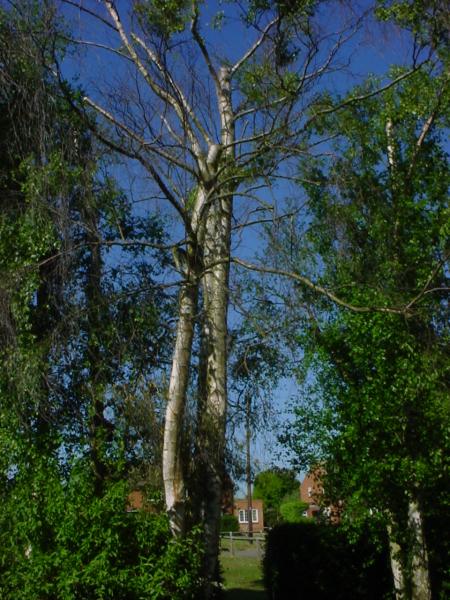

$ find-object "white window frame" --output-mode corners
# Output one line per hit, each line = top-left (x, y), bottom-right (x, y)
(238, 508), (259, 523)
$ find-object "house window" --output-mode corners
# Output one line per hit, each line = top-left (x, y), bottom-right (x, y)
(238, 509), (259, 523)
(308, 486), (312, 497)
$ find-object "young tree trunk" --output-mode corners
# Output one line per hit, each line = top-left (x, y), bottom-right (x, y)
(387, 520), (406, 600)
(163, 240), (199, 537)
(408, 498), (431, 600)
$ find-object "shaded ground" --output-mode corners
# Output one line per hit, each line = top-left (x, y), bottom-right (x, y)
(225, 590), (266, 600)
(221, 550), (266, 600)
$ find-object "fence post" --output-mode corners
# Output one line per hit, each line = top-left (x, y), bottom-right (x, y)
(229, 531), (234, 557)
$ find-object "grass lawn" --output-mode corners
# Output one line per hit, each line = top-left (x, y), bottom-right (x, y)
(221, 552), (266, 600)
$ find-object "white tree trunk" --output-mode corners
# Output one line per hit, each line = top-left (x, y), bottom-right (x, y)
(387, 499), (432, 600)
(197, 65), (235, 597)
(387, 521), (406, 600)
(163, 270), (198, 536)
(201, 199), (232, 595)
(408, 499), (431, 600)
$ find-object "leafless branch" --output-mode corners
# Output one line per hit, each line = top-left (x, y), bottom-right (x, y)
(61, 0), (118, 31)
(191, 9), (220, 89)
(102, 0), (207, 158)
(232, 258), (409, 315)
(131, 32), (213, 148)
(231, 209), (300, 231)
(231, 17), (279, 76)
(60, 36), (132, 61)
(82, 95), (197, 176)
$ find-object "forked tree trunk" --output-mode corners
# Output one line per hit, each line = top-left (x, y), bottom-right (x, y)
(163, 255), (198, 536)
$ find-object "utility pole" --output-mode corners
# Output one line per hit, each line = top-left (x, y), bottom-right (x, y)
(245, 392), (253, 540)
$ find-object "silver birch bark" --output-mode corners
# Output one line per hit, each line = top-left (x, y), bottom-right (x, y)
(387, 520), (406, 600)
(198, 66), (235, 595)
(162, 245), (198, 536)
(200, 203), (232, 593)
(387, 498), (432, 600)
(408, 498), (432, 600)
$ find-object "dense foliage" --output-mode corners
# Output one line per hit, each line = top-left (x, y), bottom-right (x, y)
(280, 68), (449, 596)
(0, 5), (204, 598)
(220, 514), (240, 533)
(278, 493), (309, 524)
(0, 466), (204, 599)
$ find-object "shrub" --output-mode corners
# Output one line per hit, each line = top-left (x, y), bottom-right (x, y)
(263, 522), (394, 600)
(220, 514), (240, 533)
(279, 499), (309, 523)
(0, 460), (205, 599)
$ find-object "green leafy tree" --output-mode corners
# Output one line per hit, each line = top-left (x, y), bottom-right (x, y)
(279, 492), (309, 523)
(280, 68), (449, 599)
(376, 0), (450, 59)
(253, 468), (299, 526)
(0, 5), (201, 599)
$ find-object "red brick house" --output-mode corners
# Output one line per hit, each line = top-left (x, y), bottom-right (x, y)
(299, 468), (341, 523)
(233, 498), (265, 533)
(299, 471), (323, 518)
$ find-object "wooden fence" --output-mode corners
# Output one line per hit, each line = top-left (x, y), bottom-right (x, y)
(220, 531), (266, 557)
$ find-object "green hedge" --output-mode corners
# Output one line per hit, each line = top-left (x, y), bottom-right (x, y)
(220, 514), (240, 533)
(263, 522), (394, 600)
